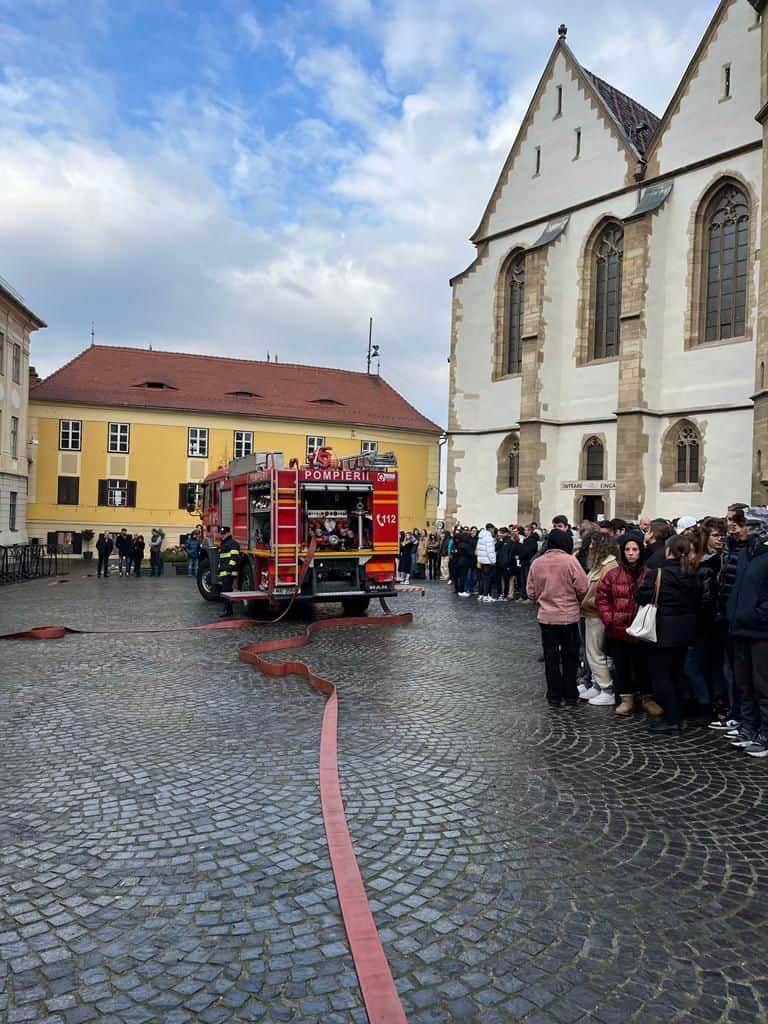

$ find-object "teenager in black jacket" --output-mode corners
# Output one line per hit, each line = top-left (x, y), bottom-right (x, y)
(725, 508), (768, 756)
(637, 535), (705, 734)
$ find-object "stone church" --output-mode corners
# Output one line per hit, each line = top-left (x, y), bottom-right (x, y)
(446, 0), (768, 527)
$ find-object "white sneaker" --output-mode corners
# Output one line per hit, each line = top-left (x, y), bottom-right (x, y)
(580, 685), (600, 700)
(496, 596), (507, 602)
(458, 591), (470, 597)
(577, 683), (589, 698)
(588, 689), (615, 706)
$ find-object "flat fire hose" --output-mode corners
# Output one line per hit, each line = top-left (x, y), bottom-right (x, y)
(1, 547), (411, 1024)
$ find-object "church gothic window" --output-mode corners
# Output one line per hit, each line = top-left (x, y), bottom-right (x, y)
(497, 432), (520, 493)
(583, 437), (605, 481)
(703, 184), (749, 343)
(592, 224), (623, 359)
(662, 419), (703, 491)
(675, 423), (700, 485)
(506, 253), (525, 375)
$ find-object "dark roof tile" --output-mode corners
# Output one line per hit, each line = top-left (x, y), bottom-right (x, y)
(32, 345), (442, 434)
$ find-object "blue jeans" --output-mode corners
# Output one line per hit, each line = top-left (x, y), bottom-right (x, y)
(150, 550), (162, 576)
(118, 555), (131, 575)
(465, 566), (477, 593)
(187, 556), (199, 576)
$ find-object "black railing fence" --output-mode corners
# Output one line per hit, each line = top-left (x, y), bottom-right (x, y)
(0, 543), (69, 585)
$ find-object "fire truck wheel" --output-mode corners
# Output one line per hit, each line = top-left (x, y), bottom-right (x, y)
(196, 559), (220, 602)
(341, 597), (370, 617)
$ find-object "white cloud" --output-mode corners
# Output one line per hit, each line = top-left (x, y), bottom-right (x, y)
(295, 45), (396, 129)
(238, 9), (263, 50)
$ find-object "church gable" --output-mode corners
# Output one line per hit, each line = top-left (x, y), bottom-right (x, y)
(473, 32), (654, 243)
(645, 0), (761, 177)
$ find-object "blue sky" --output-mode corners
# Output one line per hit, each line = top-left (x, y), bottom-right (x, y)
(1, 0), (718, 426)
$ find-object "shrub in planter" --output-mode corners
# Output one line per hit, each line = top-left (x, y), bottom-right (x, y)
(81, 528), (95, 560)
(160, 546), (188, 563)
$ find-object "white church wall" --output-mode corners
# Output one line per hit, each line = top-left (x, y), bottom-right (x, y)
(651, 0), (761, 176)
(485, 49), (633, 239)
(643, 151), (760, 415)
(449, 432), (519, 526)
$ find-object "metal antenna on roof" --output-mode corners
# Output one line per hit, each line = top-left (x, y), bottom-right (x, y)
(266, 351), (270, 362)
(275, 353), (278, 363)
(366, 316), (374, 374)
(90, 321), (95, 346)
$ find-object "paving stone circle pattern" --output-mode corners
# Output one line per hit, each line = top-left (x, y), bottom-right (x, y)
(1, 572), (768, 1023)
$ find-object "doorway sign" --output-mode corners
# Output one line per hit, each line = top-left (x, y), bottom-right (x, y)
(561, 480), (616, 490)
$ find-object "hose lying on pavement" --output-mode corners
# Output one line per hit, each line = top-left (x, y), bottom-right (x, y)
(1, 599), (411, 1024)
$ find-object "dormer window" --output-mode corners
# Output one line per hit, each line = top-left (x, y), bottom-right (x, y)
(227, 390), (262, 398)
(133, 380), (177, 390)
(310, 398), (344, 405)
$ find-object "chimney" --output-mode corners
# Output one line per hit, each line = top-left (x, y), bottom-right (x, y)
(29, 366), (42, 388)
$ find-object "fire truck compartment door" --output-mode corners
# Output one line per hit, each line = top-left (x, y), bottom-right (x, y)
(220, 489), (233, 527)
(302, 483), (372, 492)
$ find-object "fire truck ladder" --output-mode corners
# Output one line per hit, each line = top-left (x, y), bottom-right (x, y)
(275, 467), (300, 588)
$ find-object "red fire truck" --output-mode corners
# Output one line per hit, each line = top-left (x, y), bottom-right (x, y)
(196, 448), (400, 615)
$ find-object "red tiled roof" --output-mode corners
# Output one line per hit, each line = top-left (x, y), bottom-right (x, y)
(31, 345), (442, 434)
(583, 70), (660, 158)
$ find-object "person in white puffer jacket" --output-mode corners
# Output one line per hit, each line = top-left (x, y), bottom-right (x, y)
(476, 523), (498, 603)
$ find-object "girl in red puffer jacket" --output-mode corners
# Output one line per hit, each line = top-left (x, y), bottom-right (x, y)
(595, 531), (663, 717)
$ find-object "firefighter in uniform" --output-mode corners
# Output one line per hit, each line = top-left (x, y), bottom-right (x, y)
(217, 525), (241, 618)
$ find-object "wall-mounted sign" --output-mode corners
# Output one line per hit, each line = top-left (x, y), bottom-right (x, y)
(561, 480), (616, 491)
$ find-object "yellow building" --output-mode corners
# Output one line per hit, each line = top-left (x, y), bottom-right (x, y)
(27, 345), (442, 546)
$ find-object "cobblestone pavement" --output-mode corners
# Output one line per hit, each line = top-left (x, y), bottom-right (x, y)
(1, 572), (768, 1024)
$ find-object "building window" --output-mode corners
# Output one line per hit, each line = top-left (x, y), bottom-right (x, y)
(98, 479), (137, 507)
(179, 482), (204, 510)
(57, 476), (80, 505)
(188, 427), (208, 457)
(496, 432), (520, 493)
(361, 440), (378, 455)
(574, 128), (582, 159)
(676, 424), (700, 484)
(508, 441), (520, 488)
(10, 415), (18, 458)
(11, 343), (21, 384)
(234, 430), (253, 459)
(555, 85), (563, 116)
(506, 253), (526, 375)
(306, 435), (326, 459)
(9, 491), (17, 531)
(59, 419), (82, 451)
(704, 184), (749, 342)
(0, 331), (4, 374)
(108, 422), (130, 453)
(584, 437), (605, 481)
(534, 146), (541, 175)
(722, 63), (731, 99)
(593, 224), (623, 359)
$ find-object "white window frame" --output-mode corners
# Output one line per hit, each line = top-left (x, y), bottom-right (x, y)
(9, 490), (17, 531)
(11, 343), (21, 384)
(10, 415), (18, 459)
(107, 479), (129, 507)
(306, 435), (326, 458)
(234, 430), (253, 459)
(59, 419), (82, 451)
(108, 421), (130, 454)
(361, 440), (378, 455)
(188, 427), (209, 458)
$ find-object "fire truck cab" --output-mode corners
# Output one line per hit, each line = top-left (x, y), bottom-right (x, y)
(197, 448), (399, 615)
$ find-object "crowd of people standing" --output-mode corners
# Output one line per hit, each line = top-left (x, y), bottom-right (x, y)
(94, 526), (182, 577)
(408, 506), (768, 756)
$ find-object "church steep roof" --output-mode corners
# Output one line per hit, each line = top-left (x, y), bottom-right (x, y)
(582, 70), (660, 157)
